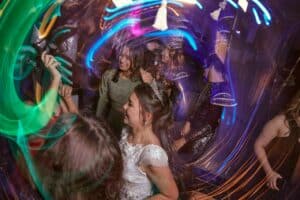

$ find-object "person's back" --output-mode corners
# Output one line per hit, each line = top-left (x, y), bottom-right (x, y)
(34, 114), (123, 200)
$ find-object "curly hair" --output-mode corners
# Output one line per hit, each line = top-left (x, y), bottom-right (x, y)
(284, 90), (300, 122)
(34, 114), (123, 200)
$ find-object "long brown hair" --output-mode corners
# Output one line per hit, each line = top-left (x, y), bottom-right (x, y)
(284, 90), (300, 123)
(133, 83), (173, 153)
(112, 42), (143, 82)
(141, 50), (160, 77)
(35, 114), (123, 200)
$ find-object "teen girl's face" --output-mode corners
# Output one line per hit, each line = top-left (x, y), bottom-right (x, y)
(123, 92), (143, 128)
(119, 46), (131, 72)
(161, 48), (170, 64)
(139, 68), (154, 84)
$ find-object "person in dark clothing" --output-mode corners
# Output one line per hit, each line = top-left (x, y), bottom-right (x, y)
(0, 137), (42, 200)
(172, 83), (223, 162)
(254, 91), (300, 199)
(33, 114), (123, 200)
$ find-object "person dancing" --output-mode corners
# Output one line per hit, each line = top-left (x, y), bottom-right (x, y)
(120, 83), (179, 199)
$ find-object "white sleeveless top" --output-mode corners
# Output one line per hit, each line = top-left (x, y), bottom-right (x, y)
(119, 129), (169, 199)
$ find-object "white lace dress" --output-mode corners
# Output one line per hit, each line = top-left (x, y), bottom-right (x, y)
(119, 129), (169, 199)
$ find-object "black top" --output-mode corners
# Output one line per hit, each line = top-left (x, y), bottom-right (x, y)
(267, 114), (300, 182)
(0, 137), (42, 200)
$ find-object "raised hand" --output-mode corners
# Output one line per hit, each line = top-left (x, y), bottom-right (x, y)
(58, 84), (78, 114)
(41, 51), (61, 82)
(59, 84), (72, 100)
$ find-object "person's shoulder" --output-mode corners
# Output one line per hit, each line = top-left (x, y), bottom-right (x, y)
(142, 143), (167, 158)
(270, 114), (286, 126)
(102, 68), (117, 77)
(100, 69), (117, 82)
(139, 145), (168, 167)
(264, 114), (288, 136)
(143, 144), (165, 153)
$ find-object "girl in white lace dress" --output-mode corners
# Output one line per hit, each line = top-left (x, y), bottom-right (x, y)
(120, 83), (179, 199)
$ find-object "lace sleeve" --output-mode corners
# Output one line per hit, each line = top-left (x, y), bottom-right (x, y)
(139, 145), (168, 167)
(120, 128), (129, 141)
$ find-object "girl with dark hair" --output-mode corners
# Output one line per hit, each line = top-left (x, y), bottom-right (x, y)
(139, 49), (166, 103)
(96, 43), (141, 138)
(19, 51), (122, 199)
(139, 50), (160, 83)
(120, 83), (179, 199)
(254, 91), (300, 199)
(34, 114), (123, 200)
